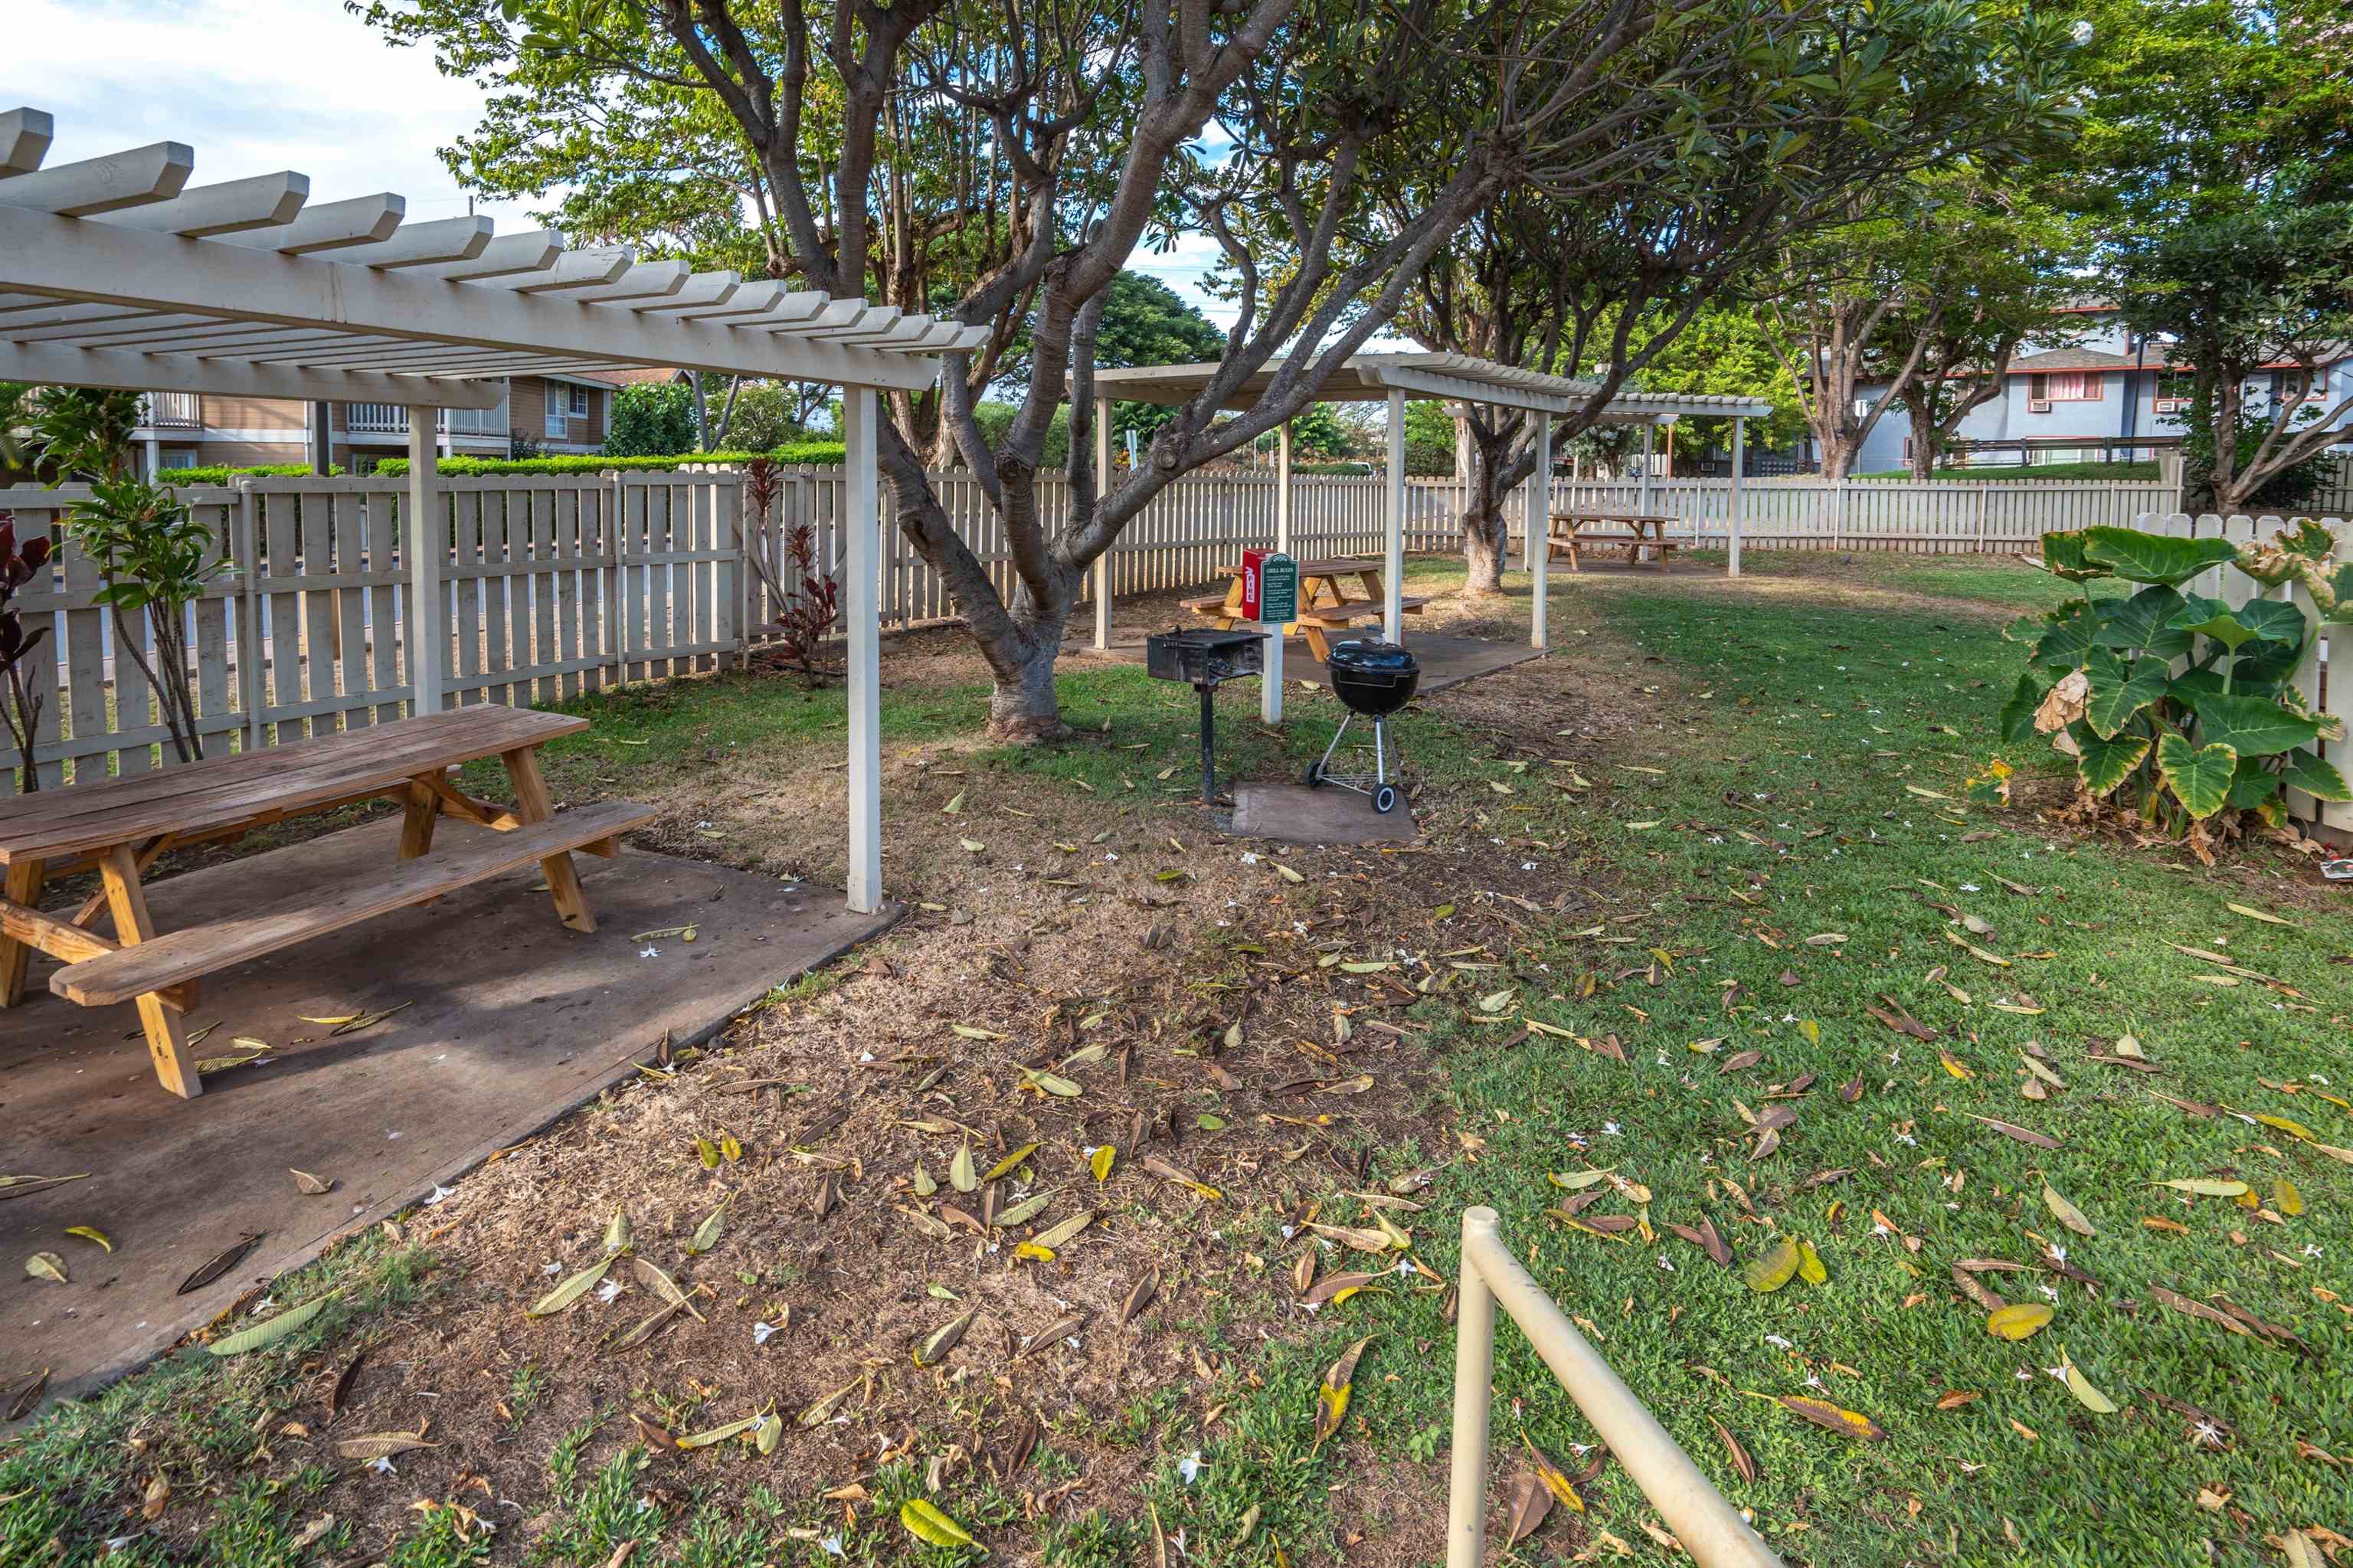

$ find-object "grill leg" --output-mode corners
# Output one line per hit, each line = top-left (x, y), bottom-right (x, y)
(1374, 716), (1388, 785)
(1198, 681), (1217, 807)
(1317, 712), (1354, 775)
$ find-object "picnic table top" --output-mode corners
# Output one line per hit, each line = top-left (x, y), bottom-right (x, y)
(1550, 510), (1678, 525)
(0, 706), (586, 865)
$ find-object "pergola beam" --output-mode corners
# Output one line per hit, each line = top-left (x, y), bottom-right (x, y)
(0, 108), (54, 177)
(0, 340), (505, 408)
(89, 172), (309, 237)
(0, 139), (191, 216)
(0, 204), (945, 389)
(212, 194), (406, 254)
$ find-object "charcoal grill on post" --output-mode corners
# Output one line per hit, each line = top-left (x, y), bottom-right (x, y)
(1144, 627), (1266, 806)
(1307, 639), (1419, 813)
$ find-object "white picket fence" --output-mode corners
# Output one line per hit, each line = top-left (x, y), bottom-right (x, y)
(2140, 511), (2351, 833)
(0, 467), (2216, 791)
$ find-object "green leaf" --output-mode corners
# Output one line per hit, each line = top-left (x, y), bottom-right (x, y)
(2027, 603), (2097, 673)
(2092, 585), (2191, 658)
(2081, 651), (2171, 740)
(2282, 748), (2353, 802)
(2070, 723), (2151, 797)
(209, 1294), (333, 1357)
(1998, 673), (2046, 745)
(2191, 693), (2323, 759)
(2080, 526), (2239, 588)
(2038, 530), (2111, 582)
(2226, 755), (2281, 810)
(2157, 735), (2237, 820)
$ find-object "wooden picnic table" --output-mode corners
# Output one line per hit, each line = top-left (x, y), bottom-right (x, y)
(1183, 557), (1426, 660)
(1547, 511), (1681, 571)
(0, 706), (653, 1100)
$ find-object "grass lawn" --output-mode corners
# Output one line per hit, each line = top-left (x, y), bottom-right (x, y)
(5, 552), (2345, 1568)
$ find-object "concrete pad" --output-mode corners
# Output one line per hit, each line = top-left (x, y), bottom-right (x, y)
(1085, 630), (1542, 696)
(0, 819), (893, 1414)
(1232, 782), (1419, 845)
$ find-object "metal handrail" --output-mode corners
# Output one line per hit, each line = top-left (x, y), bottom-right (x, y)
(1448, 1206), (1782, 1568)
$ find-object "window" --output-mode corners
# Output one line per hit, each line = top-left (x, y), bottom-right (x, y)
(2027, 370), (2100, 413)
(569, 386), (590, 417)
(2153, 371), (2194, 415)
(544, 382), (569, 440)
(156, 450), (197, 470)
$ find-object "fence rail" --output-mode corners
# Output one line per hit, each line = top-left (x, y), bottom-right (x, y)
(5, 469), (2341, 807)
(1448, 1206), (1781, 1568)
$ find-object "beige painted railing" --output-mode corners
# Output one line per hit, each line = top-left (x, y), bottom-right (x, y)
(1449, 1207), (1782, 1568)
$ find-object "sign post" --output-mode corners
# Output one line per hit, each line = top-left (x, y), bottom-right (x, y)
(1243, 549), (1298, 724)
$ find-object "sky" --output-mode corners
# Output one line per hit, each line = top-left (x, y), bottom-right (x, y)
(4, 0), (1246, 329)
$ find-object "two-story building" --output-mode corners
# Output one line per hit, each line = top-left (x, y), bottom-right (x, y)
(1847, 305), (2353, 473)
(129, 369), (650, 473)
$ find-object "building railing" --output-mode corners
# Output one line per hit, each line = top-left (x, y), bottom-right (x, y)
(1448, 1207), (1782, 1568)
(140, 392), (202, 430)
(343, 402), (510, 437)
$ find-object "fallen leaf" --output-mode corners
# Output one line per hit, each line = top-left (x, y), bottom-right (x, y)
(1772, 1394), (1886, 1442)
(900, 1498), (977, 1549)
(529, 1257), (614, 1317)
(1985, 1303), (2054, 1341)
(178, 1232), (263, 1295)
(336, 1432), (437, 1462)
(2042, 1183), (2095, 1238)
(23, 1251), (67, 1284)
(209, 1295), (333, 1357)
(1314, 1336), (1373, 1449)
(1742, 1237), (1801, 1293)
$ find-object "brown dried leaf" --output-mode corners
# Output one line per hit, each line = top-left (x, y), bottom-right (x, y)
(327, 1351), (365, 1419)
(1119, 1270), (1160, 1328)
(1773, 1394), (1886, 1442)
(1501, 1471), (1553, 1549)
(915, 1308), (976, 1367)
(178, 1232), (262, 1296)
(1710, 1418), (1758, 1485)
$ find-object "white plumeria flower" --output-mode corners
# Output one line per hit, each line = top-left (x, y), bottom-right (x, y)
(370, 1456), (398, 1475)
(1602, 1121), (1623, 1137)
(596, 1278), (623, 1304)
(1959, 883), (1981, 893)
(1240, 852), (1259, 865)
(2303, 1245), (2323, 1259)
(752, 1321), (777, 1346)
(640, 945), (660, 959)
(1657, 1255), (1675, 1272)
(2191, 1421), (2226, 1448)
(2044, 1365), (2069, 1385)
(1178, 1453), (1204, 1485)
(1871, 1222), (1893, 1239)
(820, 1536), (845, 1558)
(424, 1185), (457, 1206)
(1803, 1373), (1825, 1390)
(2038, 1285), (2060, 1302)
(2014, 1368), (2034, 1382)
(1765, 1334), (1793, 1349)
(1894, 1131), (1918, 1147)
(542, 1262), (563, 1276)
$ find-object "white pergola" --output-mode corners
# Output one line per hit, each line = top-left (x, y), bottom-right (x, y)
(1088, 354), (1772, 722)
(0, 107), (968, 915)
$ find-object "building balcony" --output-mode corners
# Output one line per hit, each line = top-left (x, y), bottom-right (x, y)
(139, 391), (202, 430)
(342, 401), (510, 438)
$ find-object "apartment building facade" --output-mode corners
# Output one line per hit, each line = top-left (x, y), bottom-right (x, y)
(131, 370), (638, 473)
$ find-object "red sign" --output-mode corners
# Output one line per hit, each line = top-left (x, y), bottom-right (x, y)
(1240, 548), (1268, 620)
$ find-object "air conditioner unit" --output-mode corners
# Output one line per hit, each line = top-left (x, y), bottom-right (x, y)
(2152, 397), (2185, 414)
(2027, 398), (2052, 414)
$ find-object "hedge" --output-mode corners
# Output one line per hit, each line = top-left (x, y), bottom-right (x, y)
(159, 463), (343, 486)
(372, 444), (847, 478)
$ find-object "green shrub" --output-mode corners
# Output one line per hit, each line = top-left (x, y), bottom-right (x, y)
(161, 463), (342, 486)
(2002, 522), (2352, 835)
(373, 445), (847, 478)
(606, 381), (696, 457)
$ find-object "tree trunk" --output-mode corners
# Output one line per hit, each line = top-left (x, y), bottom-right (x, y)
(986, 630), (1069, 739)
(1461, 502), (1510, 595)
(1818, 442), (1856, 481)
(1906, 402), (1938, 480)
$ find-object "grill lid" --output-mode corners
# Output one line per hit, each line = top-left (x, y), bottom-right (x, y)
(1327, 639), (1417, 675)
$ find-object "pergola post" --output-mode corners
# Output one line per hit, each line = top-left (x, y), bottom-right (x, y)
(843, 385), (882, 915)
(1383, 388), (1406, 643)
(1528, 412), (1551, 650)
(403, 407), (444, 715)
(1091, 394), (1113, 652)
(1727, 416), (1746, 579)
(1263, 420), (1290, 725)
(1638, 422), (1654, 515)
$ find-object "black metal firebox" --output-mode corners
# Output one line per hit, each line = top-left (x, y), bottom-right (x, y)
(1143, 627), (1265, 806)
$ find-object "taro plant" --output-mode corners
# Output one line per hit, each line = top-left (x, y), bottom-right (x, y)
(2003, 522), (2352, 839)
(0, 513), (54, 792)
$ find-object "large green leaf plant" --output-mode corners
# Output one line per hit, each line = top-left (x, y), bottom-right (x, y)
(2003, 524), (2352, 835)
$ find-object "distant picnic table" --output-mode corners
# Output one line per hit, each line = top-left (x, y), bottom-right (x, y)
(1182, 556), (1426, 660)
(1547, 510), (1680, 571)
(0, 707), (653, 1099)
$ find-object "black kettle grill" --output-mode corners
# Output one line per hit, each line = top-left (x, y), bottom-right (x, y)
(1307, 639), (1419, 813)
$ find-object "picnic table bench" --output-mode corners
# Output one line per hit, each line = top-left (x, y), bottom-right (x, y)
(1546, 511), (1681, 571)
(0, 706), (654, 1099)
(1181, 557), (1425, 660)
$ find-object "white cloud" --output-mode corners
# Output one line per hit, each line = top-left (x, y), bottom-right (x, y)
(5, 2), (1406, 352)
(5, 0), (540, 231)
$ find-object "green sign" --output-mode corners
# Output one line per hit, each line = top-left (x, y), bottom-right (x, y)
(1258, 552), (1298, 624)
